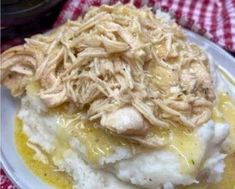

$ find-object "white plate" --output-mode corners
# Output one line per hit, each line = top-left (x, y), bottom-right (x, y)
(1, 29), (235, 189)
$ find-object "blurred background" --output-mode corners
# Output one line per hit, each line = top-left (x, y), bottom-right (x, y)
(1, 0), (67, 51)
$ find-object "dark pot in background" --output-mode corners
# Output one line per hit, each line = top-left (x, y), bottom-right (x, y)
(1, 0), (65, 27)
(1, 0), (66, 49)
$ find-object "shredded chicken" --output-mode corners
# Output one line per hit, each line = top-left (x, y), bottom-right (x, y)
(101, 106), (148, 135)
(0, 4), (215, 147)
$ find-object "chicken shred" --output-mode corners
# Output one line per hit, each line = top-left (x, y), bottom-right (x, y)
(0, 4), (215, 147)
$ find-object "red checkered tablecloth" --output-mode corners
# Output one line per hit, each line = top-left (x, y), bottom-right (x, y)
(1, 0), (235, 188)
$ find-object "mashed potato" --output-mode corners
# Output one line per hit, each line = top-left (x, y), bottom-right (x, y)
(17, 66), (234, 189)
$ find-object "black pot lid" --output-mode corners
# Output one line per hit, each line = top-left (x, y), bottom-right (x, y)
(1, 0), (64, 26)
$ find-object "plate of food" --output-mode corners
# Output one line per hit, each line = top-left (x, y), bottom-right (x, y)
(1, 4), (235, 189)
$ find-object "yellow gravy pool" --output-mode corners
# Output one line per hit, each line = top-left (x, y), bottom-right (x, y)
(14, 118), (73, 189)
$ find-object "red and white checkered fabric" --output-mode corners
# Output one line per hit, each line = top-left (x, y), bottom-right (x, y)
(55, 0), (235, 52)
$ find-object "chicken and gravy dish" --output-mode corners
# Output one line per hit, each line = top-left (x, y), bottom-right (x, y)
(1, 4), (235, 189)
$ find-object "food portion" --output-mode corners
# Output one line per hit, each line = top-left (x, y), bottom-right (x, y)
(1, 3), (216, 147)
(1, 4), (235, 189)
